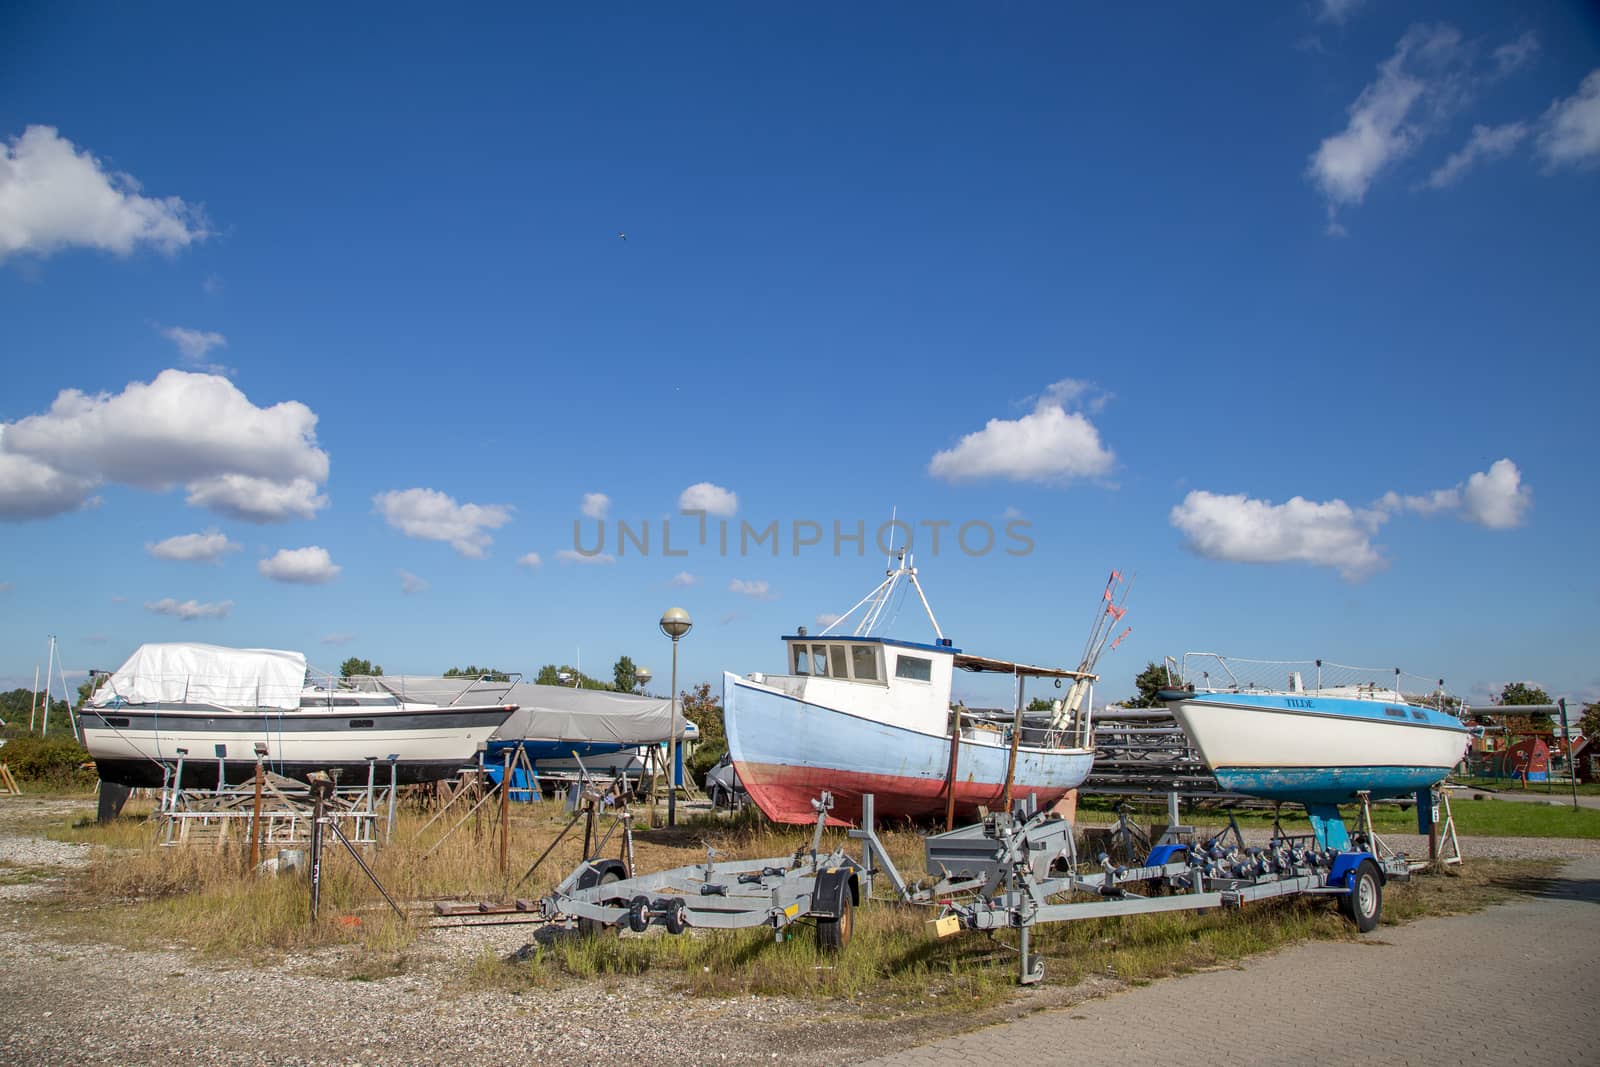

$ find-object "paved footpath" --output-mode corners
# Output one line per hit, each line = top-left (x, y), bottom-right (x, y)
(862, 857), (1600, 1067)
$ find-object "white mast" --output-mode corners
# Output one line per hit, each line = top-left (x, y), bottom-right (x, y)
(42, 635), (56, 735)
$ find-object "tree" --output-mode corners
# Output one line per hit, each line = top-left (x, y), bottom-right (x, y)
(1125, 661), (1169, 708)
(1580, 702), (1600, 739)
(1025, 697), (1054, 712)
(1497, 681), (1553, 733)
(533, 664), (610, 690)
(339, 657), (382, 679)
(444, 665), (509, 682)
(679, 681), (725, 784)
(613, 655), (638, 694)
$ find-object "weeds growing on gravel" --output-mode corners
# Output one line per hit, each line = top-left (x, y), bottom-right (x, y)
(32, 795), (1561, 1010)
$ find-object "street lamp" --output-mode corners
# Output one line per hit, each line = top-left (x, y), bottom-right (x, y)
(635, 666), (653, 694)
(659, 607), (693, 826)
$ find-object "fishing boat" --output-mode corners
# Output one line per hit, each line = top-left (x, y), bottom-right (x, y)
(724, 555), (1132, 825)
(1159, 652), (1471, 807)
(80, 643), (518, 789)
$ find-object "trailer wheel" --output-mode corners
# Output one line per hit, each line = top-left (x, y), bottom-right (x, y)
(627, 895), (651, 933)
(662, 898), (689, 935)
(816, 889), (853, 952)
(577, 869), (622, 938)
(1340, 860), (1382, 933)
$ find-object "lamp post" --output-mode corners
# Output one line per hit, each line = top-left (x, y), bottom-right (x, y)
(635, 666), (653, 694)
(659, 607), (693, 826)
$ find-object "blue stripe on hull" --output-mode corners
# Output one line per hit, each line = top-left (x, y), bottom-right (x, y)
(1214, 765), (1449, 803)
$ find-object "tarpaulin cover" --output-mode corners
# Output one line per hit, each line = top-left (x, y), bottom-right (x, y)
(365, 676), (675, 744)
(93, 643), (308, 710)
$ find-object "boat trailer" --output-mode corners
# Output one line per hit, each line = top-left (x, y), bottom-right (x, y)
(910, 796), (1411, 984)
(491, 790), (1422, 983)
(526, 792), (864, 948)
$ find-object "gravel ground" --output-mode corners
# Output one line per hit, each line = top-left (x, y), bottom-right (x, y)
(1, 795), (1591, 1066)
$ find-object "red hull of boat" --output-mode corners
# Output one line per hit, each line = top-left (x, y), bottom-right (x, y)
(736, 759), (1074, 826)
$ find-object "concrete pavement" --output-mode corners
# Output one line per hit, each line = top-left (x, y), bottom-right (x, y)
(861, 857), (1600, 1067)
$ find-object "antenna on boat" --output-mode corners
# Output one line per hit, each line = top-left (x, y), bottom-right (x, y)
(819, 509), (944, 641)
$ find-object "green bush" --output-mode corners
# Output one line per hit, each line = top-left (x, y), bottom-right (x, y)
(1, 733), (97, 788)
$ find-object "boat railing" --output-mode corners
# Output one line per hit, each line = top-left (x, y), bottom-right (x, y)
(1169, 652), (1459, 712)
(346, 672), (522, 706)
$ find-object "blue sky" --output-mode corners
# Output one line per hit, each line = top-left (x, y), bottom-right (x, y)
(2, 2), (1597, 710)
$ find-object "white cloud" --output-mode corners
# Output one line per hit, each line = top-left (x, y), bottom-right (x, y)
(0, 445), (98, 518)
(146, 528), (238, 563)
(1460, 458), (1532, 529)
(669, 571), (699, 587)
(145, 596), (232, 620)
(679, 482), (738, 516)
(730, 578), (774, 600)
(1174, 460), (1532, 582)
(1537, 69), (1600, 168)
(928, 378), (1115, 484)
(258, 545), (340, 584)
(816, 612), (843, 628)
(1376, 458), (1531, 529)
(323, 632), (355, 646)
(1492, 32), (1539, 77)
(556, 549), (616, 565)
(1307, 24), (1470, 227)
(1424, 122), (1528, 188)
(161, 325), (226, 362)
(1170, 490), (1387, 580)
(581, 492), (610, 519)
(399, 569), (428, 594)
(1378, 487), (1459, 516)
(1316, 0), (1365, 25)
(372, 488), (512, 558)
(184, 474), (327, 523)
(517, 552), (543, 568)
(0, 125), (209, 262)
(0, 369), (329, 522)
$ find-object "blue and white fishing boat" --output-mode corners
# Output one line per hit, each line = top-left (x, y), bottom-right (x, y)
(1160, 652), (1471, 806)
(724, 555), (1129, 826)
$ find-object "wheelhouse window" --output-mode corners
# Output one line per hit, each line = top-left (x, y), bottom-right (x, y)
(851, 645), (879, 681)
(830, 645), (849, 679)
(811, 645), (830, 677)
(792, 644), (809, 675)
(895, 655), (932, 682)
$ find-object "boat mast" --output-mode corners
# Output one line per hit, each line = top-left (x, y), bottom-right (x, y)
(823, 549), (945, 642)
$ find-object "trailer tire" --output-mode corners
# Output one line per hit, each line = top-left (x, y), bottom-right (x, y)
(576, 868), (622, 938)
(816, 889), (853, 952)
(1340, 860), (1382, 933)
(662, 898), (689, 935)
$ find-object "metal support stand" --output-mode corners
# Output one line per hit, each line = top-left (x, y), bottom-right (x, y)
(309, 777), (330, 921)
(1427, 784), (1463, 867)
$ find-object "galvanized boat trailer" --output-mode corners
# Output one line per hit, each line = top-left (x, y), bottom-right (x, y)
(533, 792), (864, 948)
(530, 790), (1417, 984)
(902, 795), (1411, 984)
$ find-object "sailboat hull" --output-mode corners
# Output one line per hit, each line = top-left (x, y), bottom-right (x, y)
(1169, 693), (1470, 803)
(724, 672), (1092, 825)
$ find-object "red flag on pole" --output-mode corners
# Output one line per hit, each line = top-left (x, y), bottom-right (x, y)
(1110, 627), (1131, 650)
